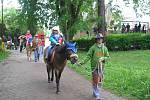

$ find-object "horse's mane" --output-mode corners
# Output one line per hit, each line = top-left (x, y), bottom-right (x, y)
(54, 45), (66, 54)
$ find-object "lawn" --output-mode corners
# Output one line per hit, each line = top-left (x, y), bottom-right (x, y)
(68, 50), (150, 100)
(0, 50), (9, 61)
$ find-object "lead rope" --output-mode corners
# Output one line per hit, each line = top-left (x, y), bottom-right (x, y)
(97, 60), (103, 86)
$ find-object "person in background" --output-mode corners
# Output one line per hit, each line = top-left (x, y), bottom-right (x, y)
(1, 35), (7, 49)
(32, 34), (39, 62)
(138, 22), (141, 32)
(126, 23), (130, 33)
(121, 24), (126, 33)
(142, 25), (146, 33)
(13, 35), (18, 50)
(19, 36), (24, 52)
(25, 30), (33, 46)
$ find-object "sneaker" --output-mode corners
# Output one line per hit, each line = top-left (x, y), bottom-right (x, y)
(96, 96), (102, 100)
(93, 92), (96, 97)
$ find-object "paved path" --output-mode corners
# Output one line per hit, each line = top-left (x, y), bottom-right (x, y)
(0, 50), (126, 100)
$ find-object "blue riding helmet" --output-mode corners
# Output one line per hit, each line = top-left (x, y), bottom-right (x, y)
(65, 41), (77, 53)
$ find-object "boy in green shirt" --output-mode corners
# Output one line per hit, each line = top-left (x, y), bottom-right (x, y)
(79, 33), (110, 100)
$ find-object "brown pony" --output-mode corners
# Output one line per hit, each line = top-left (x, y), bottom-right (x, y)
(44, 42), (78, 94)
(26, 43), (32, 61)
(26, 38), (38, 61)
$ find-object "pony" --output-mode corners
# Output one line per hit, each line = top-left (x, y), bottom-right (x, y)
(44, 41), (78, 94)
(26, 42), (33, 61)
(26, 38), (40, 61)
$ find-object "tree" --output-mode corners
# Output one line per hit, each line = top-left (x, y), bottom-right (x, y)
(48, 0), (94, 40)
(97, 0), (106, 36)
(123, 0), (150, 17)
(0, 8), (20, 36)
(18, 0), (50, 34)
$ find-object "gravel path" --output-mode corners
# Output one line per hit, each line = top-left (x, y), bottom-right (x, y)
(0, 50), (126, 100)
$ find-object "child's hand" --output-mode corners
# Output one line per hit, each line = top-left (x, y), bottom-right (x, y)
(99, 57), (104, 62)
(56, 43), (60, 45)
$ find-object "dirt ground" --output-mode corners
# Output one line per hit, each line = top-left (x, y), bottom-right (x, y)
(0, 50), (126, 100)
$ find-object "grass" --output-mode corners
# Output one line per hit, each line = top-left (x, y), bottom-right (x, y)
(68, 50), (150, 100)
(0, 50), (9, 61)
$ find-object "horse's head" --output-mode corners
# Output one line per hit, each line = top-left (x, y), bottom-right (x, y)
(65, 41), (78, 64)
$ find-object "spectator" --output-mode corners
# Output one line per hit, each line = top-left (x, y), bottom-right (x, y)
(142, 25), (146, 33)
(121, 24), (126, 33)
(126, 23), (130, 33)
(134, 24), (138, 32)
(138, 22), (141, 32)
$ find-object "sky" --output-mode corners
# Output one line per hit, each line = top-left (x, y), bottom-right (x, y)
(0, 0), (20, 8)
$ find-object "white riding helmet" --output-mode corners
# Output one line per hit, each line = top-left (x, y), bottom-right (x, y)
(52, 26), (60, 31)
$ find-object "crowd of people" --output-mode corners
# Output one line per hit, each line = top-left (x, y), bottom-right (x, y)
(0, 30), (45, 62)
(1, 33), (19, 50)
(0, 26), (64, 63)
(121, 22), (147, 33)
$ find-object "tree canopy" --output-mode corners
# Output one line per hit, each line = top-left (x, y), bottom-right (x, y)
(1, 0), (149, 39)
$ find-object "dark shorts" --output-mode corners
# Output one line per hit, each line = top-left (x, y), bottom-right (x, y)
(92, 67), (104, 83)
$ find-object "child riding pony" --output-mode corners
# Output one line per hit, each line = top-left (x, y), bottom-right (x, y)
(25, 30), (33, 61)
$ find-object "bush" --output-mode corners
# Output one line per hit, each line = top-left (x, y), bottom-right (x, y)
(74, 33), (150, 51)
(0, 37), (2, 51)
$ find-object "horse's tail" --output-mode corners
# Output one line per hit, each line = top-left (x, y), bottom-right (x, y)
(43, 46), (48, 63)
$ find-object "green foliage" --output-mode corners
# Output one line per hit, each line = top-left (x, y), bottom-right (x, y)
(0, 50), (9, 61)
(106, 33), (150, 51)
(68, 50), (150, 100)
(105, 50), (150, 100)
(1, 8), (21, 34)
(0, 38), (2, 50)
(48, 0), (89, 40)
(18, 0), (50, 34)
(74, 33), (150, 51)
(123, 0), (150, 16)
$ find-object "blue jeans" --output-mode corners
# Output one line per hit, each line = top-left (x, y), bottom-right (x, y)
(93, 84), (100, 97)
(38, 46), (42, 58)
(34, 48), (38, 62)
(46, 46), (52, 59)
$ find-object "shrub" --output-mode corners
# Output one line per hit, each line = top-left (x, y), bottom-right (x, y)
(74, 33), (150, 51)
(0, 37), (2, 51)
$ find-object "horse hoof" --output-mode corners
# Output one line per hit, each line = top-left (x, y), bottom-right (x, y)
(48, 79), (51, 83)
(56, 91), (60, 94)
(51, 78), (54, 82)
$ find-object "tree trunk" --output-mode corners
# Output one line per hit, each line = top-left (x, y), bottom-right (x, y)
(98, 0), (106, 36)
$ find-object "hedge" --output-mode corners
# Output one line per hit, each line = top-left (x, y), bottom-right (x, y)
(0, 37), (2, 51)
(74, 33), (150, 51)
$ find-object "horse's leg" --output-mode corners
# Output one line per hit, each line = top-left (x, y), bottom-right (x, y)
(51, 67), (54, 82)
(55, 69), (60, 94)
(29, 49), (32, 61)
(26, 49), (29, 61)
(55, 69), (63, 94)
(47, 64), (51, 83)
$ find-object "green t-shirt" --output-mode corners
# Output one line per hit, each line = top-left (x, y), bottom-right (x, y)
(81, 43), (110, 70)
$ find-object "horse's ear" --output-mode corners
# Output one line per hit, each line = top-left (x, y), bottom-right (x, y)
(73, 42), (76, 46)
